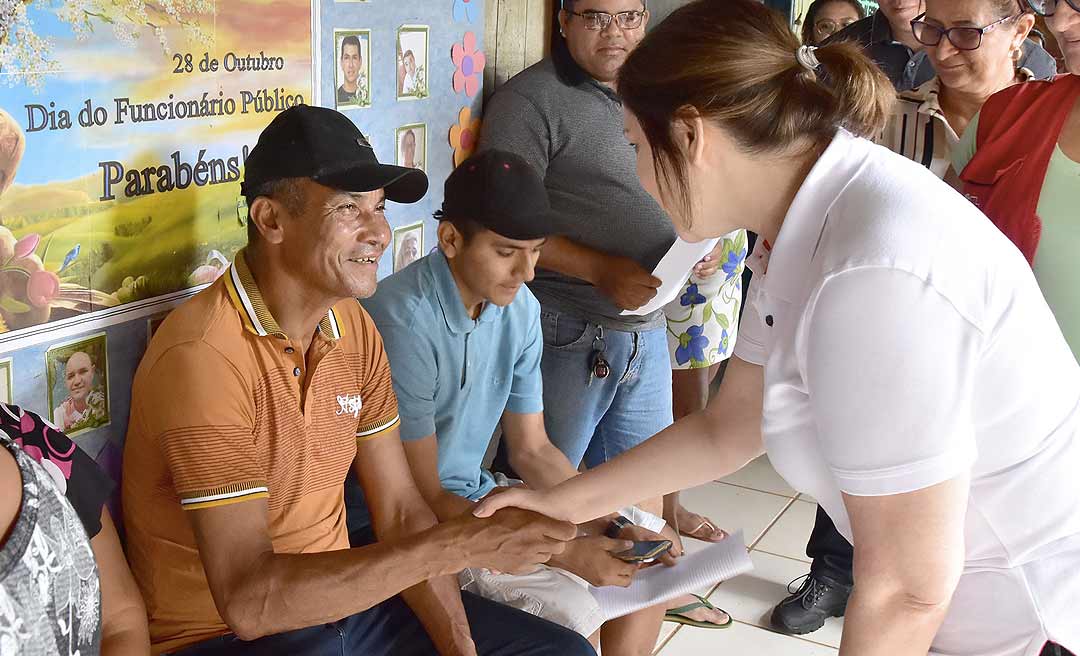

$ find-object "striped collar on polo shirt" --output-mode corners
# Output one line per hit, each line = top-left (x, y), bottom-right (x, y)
(224, 248), (344, 341)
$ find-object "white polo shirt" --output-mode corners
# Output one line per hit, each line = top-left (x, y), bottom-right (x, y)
(735, 129), (1080, 655)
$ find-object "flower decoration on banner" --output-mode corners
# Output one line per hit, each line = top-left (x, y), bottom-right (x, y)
(453, 0), (479, 23)
(0, 227), (118, 333)
(452, 32), (486, 97)
(449, 107), (482, 167)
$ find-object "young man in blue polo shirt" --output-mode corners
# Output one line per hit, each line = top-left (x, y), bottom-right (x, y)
(349, 150), (682, 654)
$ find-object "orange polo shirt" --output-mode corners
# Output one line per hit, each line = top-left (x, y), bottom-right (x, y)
(122, 251), (399, 654)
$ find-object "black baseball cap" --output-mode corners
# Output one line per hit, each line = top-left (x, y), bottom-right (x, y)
(438, 150), (557, 241)
(241, 104), (428, 204)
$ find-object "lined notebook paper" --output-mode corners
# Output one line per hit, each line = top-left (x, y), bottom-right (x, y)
(589, 531), (754, 622)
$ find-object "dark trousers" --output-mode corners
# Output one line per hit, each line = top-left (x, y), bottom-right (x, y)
(172, 590), (594, 656)
(806, 505), (854, 587)
(175, 523), (594, 656)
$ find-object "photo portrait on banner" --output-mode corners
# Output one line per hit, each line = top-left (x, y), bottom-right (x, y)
(396, 124), (427, 172)
(393, 222), (424, 273)
(335, 29), (373, 109)
(397, 26), (430, 100)
(45, 332), (111, 437)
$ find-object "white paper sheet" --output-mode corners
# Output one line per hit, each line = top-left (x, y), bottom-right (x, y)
(589, 531), (754, 622)
(620, 237), (720, 316)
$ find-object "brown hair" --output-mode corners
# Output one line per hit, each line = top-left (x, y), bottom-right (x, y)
(617, 0), (894, 222)
(989, 0), (1026, 17)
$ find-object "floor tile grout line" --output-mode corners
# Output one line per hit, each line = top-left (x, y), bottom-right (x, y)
(750, 496), (798, 550)
(752, 620), (843, 650)
(689, 495), (801, 621)
(732, 620), (842, 652)
(652, 623), (682, 655)
(657, 620), (840, 654)
(711, 480), (799, 501)
(750, 547), (813, 565)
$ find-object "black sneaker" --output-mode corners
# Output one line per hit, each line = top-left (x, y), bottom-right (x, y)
(770, 572), (852, 635)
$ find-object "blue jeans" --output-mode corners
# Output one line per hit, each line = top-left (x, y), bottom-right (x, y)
(170, 590), (594, 656)
(539, 310), (673, 469)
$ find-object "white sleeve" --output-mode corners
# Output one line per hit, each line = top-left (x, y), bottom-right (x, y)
(803, 268), (981, 497)
(733, 276), (768, 366)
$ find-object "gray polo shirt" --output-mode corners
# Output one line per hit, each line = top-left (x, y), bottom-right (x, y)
(478, 49), (675, 332)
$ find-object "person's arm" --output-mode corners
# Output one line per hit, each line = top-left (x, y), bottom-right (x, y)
(93, 508), (151, 655)
(498, 410), (657, 580)
(801, 268), (983, 655)
(188, 477), (576, 641)
(356, 429), (476, 656)
(501, 411), (580, 491)
(475, 355), (765, 524)
(401, 434), (478, 522)
(537, 237), (661, 311)
(838, 478), (968, 656)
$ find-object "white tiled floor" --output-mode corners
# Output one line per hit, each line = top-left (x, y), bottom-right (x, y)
(653, 456), (843, 655)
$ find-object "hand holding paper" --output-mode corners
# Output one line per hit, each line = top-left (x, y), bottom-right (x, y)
(594, 255), (662, 312)
(589, 530), (754, 622)
(620, 237), (720, 316)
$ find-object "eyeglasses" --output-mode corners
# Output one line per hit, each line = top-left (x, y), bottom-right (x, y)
(567, 9), (646, 31)
(1025, 0), (1080, 16)
(911, 12), (1020, 51)
(814, 17), (858, 37)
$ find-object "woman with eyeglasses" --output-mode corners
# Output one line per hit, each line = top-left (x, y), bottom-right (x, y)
(474, 1), (1080, 654)
(880, 0), (1046, 178)
(801, 0), (867, 46)
(951, 0), (1080, 368)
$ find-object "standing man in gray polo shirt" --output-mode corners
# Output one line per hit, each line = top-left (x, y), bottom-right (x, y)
(479, 2), (732, 648)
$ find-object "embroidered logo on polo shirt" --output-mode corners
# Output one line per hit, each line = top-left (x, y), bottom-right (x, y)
(336, 393), (363, 418)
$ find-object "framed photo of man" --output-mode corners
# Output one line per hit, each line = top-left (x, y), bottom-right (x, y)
(334, 29), (372, 109)
(397, 26), (430, 100)
(393, 222), (424, 273)
(45, 332), (110, 438)
(0, 358), (11, 405)
(395, 123), (426, 172)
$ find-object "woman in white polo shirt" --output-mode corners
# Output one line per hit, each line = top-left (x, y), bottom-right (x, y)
(474, 1), (1080, 654)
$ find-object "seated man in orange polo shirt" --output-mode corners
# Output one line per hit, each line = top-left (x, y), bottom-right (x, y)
(121, 105), (590, 656)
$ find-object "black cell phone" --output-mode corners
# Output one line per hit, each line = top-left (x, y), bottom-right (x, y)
(614, 539), (672, 562)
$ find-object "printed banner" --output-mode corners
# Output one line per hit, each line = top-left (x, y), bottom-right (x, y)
(0, 1), (313, 334)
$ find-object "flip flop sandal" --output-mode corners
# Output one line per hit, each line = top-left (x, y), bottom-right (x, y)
(664, 594), (733, 629)
(680, 517), (729, 543)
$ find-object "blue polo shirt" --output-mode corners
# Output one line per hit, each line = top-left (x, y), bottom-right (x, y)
(360, 250), (544, 501)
